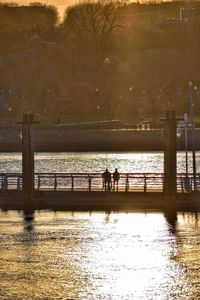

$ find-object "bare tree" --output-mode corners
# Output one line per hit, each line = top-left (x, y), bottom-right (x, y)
(63, 0), (127, 62)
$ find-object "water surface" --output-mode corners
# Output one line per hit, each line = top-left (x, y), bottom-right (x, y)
(0, 152), (199, 299)
(0, 210), (200, 299)
(0, 151), (199, 173)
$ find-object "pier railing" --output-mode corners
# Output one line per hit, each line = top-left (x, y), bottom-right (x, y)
(0, 172), (199, 193)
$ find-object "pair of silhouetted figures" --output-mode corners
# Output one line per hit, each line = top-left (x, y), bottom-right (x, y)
(102, 168), (120, 191)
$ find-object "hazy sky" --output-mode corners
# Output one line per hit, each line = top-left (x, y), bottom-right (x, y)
(0, 0), (79, 19)
(0, 0), (140, 20)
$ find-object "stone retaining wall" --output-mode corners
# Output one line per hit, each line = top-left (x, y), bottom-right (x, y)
(0, 126), (199, 151)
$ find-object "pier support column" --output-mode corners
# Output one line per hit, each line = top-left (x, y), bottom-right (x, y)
(19, 114), (38, 199)
(163, 111), (177, 201)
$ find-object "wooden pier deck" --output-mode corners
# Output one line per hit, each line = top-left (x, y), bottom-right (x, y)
(0, 190), (199, 212)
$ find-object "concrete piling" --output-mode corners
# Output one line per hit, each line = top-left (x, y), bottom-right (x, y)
(163, 111), (177, 202)
(18, 114), (38, 202)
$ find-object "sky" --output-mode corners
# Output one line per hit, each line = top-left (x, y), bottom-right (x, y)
(0, 0), (79, 19)
(0, 0), (145, 20)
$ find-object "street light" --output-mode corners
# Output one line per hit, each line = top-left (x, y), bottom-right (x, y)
(189, 81), (197, 191)
(184, 113), (189, 176)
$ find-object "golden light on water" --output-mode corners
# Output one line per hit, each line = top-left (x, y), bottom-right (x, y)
(0, 211), (199, 299)
(1, 151), (199, 298)
(76, 213), (180, 298)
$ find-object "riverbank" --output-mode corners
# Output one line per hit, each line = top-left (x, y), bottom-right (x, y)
(0, 126), (200, 151)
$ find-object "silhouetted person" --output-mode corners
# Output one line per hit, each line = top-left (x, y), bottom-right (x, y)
(102, 169), (111, 191)
(113, 168), (120, 191)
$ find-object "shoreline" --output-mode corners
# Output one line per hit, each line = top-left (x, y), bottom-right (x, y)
(0, 127), (200, 152)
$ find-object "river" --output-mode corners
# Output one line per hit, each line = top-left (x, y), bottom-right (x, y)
(0, 152), (200, 299)
(0, 151), (200, 173)
(0, 210), (200, 299)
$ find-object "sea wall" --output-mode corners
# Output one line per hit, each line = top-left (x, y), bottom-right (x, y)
(0, 126), (200, 152)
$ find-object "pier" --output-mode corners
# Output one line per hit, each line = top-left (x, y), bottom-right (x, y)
(0, 171), (199, 212)
(0, 111), (199, 212)
(0, 172), (198, 193)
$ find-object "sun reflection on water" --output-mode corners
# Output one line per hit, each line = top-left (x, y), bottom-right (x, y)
(76, 213), (184, 299)
(0, 211), (199, 299)
(0, 151), (199, 174)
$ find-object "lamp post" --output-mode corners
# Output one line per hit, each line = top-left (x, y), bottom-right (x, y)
(95, 88), (101, 129)
(96, 105), (100, 130)
(184, 113), (189, 176)
(189, 81), (197, 191)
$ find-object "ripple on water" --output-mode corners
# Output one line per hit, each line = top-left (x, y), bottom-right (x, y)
(0, 151), (199, 173)
(0, 211), (199, 299)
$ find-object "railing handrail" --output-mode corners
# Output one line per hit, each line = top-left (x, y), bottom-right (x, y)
(0, 172), (198, 176)
(0, 172), (199, 193)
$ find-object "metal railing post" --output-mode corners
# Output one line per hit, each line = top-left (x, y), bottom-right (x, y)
(125, 174), (129, 192)
(71, 175), (74, 191)
(144, 175), (147, 192)
(17, 176), (20, 190)
(37, 175), (41, 190)
(54, 175), (57, 191)
(88, 177), (92, 191)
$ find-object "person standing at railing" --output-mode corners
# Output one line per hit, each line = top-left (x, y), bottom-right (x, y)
(113, 168), (120, 191)
(102, 169), (111, 191)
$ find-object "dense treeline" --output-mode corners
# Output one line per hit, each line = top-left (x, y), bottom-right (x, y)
(0, 1), (200, 124)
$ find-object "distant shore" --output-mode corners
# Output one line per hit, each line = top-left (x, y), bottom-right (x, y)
(0, 126), (200, 152)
